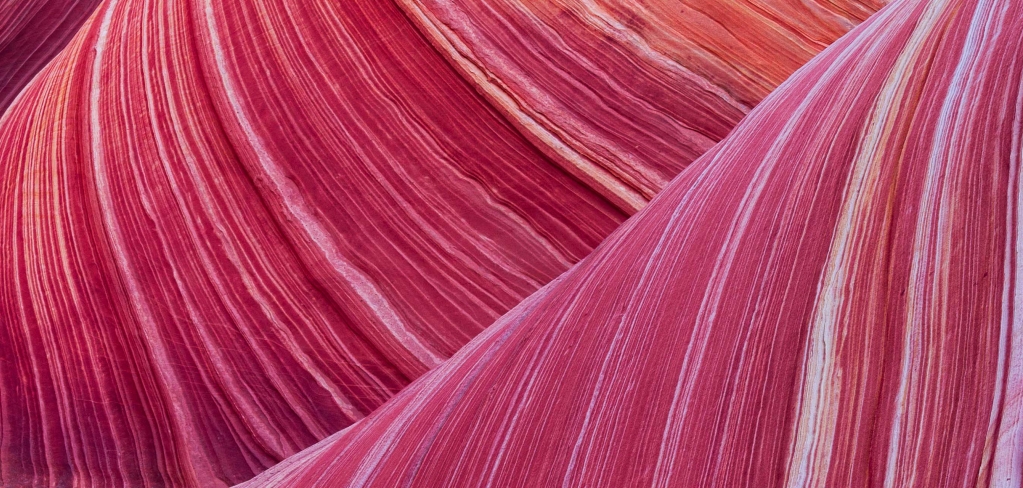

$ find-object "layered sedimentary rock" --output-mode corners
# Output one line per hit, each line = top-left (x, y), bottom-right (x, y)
(0, 0), (101, 113)
(244, 0), (1023, 485)
(0, 0), (883, 485)
(399, 0), (887, 209)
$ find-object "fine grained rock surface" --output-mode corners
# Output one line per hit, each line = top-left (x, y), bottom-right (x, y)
(242, 0), (1023, 485)
(0, 0), (101, 112)
(0, 0), (883, 485)
(399, 0), (887, 209)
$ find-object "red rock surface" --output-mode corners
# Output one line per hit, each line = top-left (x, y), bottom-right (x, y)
(400, 0), (886, 209)
(0, 0), (883, 485)
(242, 0), (1023, 485)
(0, 0), (101, 112)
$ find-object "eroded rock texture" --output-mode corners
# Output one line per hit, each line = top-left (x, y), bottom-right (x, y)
(0, 0), (883, 485)
(0, 0), (101, 112)
(400, 0), (887, 209)
(242, 0), (1023, 485)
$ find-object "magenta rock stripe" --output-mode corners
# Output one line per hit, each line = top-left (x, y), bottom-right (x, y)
(241, 0), (1023, 485)
(4, 0), (985, 485)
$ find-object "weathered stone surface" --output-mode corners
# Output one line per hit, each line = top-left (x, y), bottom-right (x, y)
(0, 0), (100, 112)
(0, 0), (884, 485)
(242, 0), (1023, 485)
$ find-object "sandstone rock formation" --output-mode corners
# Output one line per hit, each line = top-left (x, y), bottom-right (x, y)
(243, 0), (1023, 485)
(0, 0), (100, 112)
(0, 0), (901, 485)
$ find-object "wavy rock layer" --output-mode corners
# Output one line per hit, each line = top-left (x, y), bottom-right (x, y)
(0, 0), (881, 485)
(244, 0), (1023, 485)
(0, 0), (101, 113)
(400, 0), (887, 209)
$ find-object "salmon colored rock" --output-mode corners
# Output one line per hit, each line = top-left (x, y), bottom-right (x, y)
(399, 0), (887, 209)
(0, 0), (883, 485)
(242, 0), (1023, 485)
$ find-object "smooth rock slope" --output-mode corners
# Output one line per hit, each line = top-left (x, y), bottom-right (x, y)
(398, 0), (887, 209)
(243, 0), (1023, 485)
(0, 0), (883, 485)
(0, 0), (101, 113)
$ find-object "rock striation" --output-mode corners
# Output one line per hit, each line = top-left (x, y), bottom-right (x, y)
(399, 0), (886, 210)
(0, 0), (885, 485)
(0, 0), (101, 113)
(242, 0), (1023, 485)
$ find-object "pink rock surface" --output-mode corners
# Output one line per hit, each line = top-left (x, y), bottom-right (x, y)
(0, 0), (884, 485)
(0, 0), (101, 112)
(400, 0), (887, 209)
(242, 0), (1023, 485)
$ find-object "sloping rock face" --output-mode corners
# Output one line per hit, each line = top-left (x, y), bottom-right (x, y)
(0, 0), (882, 485)
(241, 0), (1023, 485)
(0, 0), (101, 112)
(399, 0), (887, 210)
